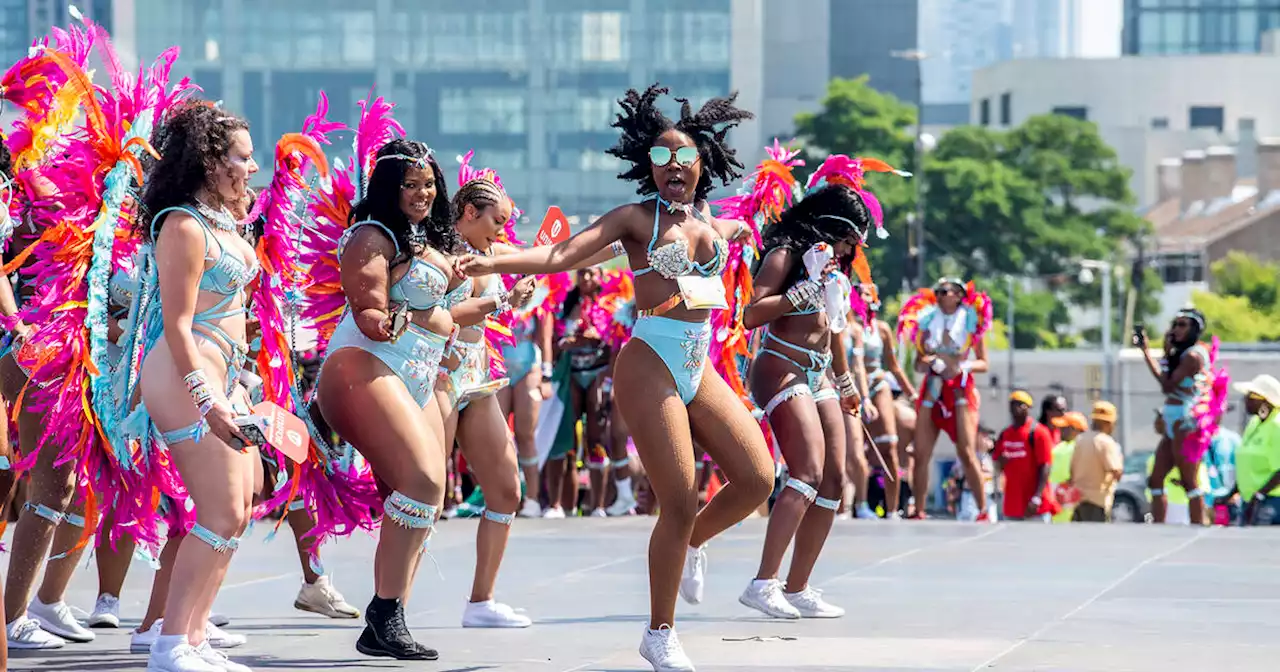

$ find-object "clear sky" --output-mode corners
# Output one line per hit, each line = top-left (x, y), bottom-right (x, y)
(1077, 0), (1124, 58)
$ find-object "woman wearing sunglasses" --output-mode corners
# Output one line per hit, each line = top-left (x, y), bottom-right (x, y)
(897, 278), (993, 522)
(457, 83), (771, 672)
(1135, 308), (1225, 525)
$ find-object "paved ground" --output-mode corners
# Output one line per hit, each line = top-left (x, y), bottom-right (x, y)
(5, 517), (1280, 671)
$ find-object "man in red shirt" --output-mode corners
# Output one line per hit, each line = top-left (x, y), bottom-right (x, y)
(994, 391), (1059, 521)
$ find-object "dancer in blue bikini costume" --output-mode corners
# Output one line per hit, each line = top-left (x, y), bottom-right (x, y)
(740, 183), (879, 622)
(313, 139), (466, 661)
(458, 84), (773, 672)
(129, 102), (261, 672)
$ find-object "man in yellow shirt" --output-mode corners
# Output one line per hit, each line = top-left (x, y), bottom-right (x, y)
(1231, 375), (1280, 525)
(1069, 402), (1124, 522)
(1050, 412), (1087, 522)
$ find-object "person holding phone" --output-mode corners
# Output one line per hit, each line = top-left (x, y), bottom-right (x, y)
(1135, 308), (1215, 525)
(315, 139), (466, 660)
(128, 102), (261, 672)
(456, 84), (771, 672)
(436, 162), (537, 628)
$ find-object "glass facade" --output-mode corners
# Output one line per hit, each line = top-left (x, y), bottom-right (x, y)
(0, 1), (111, 68)
(1123, 0), (1280, 54)
(130, 0), (732, 233)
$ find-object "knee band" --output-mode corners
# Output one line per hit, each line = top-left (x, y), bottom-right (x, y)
(517, 456), (540, 467)
(62, 513), (86, 528)
(1149, 488), (1165, 496)
(288, 499), (307, 512)
(190, 523), (240, 554)
(814, 496), (840, 511)
(0, 455), (9, 470)
(612, 456), (630, 469)
(784, 477), (818, 503)
(1186, 488), (1203, 499)
(483, 509), (515, 526)
(24, 502), (65, 525)
(385, 491), (437, 529)
(873, 434), (898, 445)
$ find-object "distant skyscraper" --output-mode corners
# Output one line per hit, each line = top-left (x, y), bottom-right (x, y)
(1123, 0), (1280, 55)
(827, 0), (920, 106)
(918, 0), (1007, 125)
(0, 0), (112, 65)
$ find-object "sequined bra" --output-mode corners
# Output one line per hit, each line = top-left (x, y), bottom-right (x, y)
(340, 220), (448, 311)
(632, 196), (728, 280)
(863, 323), (884, 369)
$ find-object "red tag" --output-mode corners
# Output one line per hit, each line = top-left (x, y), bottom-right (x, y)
(251, 401), (310, 464)
(534, 206), (570, 246)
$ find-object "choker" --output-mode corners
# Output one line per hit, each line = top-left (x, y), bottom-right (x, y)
(656, 195), (706, 222)
(195, 199), (240, 233)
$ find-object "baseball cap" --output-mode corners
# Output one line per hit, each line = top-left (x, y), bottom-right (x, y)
(1233, 374), (1280, 406)
(1051, 411), (1088, 432)
(1009, 390), (1034, 407)
(1090, 401), (1117, 424)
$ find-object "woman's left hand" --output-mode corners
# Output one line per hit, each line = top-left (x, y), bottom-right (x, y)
(510, 275), (537, 307)
(863, 401), (880, 423)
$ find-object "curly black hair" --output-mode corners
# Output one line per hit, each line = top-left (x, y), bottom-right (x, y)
(349, 139), (458, 264)
(759, 184), (873, 287)
(140, 101), (250, 240)
(607, 84), (754, 201)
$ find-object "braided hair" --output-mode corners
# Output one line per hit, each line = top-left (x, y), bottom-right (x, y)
(349, 139), (458, 264)
(452, 177), (508, 222)
(608, 83), (754, 201)
(1167, 308), (1206, 379)
(759, 184), (873, 287)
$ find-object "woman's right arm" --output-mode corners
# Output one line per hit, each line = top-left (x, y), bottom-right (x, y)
(881, 322), (917, 400)
(460, 204), (635, 277)
(340, 227), (397, 342)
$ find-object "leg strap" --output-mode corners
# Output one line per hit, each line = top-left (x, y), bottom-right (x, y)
(814, 496), (841, 511)
(483, 509), (515, 526)
(190, 523), (240, 553)
(1149, 488), (1165, 496)
(873, 434), (898, 445)
(288, 499), (307, 512)
(1186, 488), (1203, 498)
(385, 491), (438, 529)
(517, 455), (540, 467)
(24, 502), (65, 525)
(612, 456), (631, 469)
(62, 513), (86, 528)
(764, 384), (811, 417)
(784, 477), (818, 503)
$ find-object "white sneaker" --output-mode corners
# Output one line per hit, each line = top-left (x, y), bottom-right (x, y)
(639, 624), (696, 672)
(7, 615), (66, 650)
(738, 579), (802, 619)
(89, 593), (121, 628)
(886, 511), (903, 521)
(294, 576), (360, 619)
(518, 499), (542, 518)
(855, 502), (878, 520)
(29, 597), (95, 642)
(146, 639), (221, 672)
(835, 509), (853, 520)
(606, 489), (637, 516)
(678, 545), (707, 605)
(957, 492), (979, 521)
(208, 613), (230, 627)
(68, 604), (91, 620)
(783, 586), (845, 618)
(132, 620), (161, 653)
(195, 640), (252, 672)
(589, 508), (607, 518)
(462, 600), (532, 628)
(205, 621), (247, 649)
(542, 506), (565, 519)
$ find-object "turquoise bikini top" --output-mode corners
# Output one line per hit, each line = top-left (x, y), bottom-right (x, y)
(151, 205), (259, 298)
(1165, 344), (1209, 405)
(340, 220), (448, 311)
(632, 195), (728, 280)
(863, 322), (884, 369)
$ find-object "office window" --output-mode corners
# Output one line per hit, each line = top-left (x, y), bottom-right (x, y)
(999, 92), (1011, 125)
(579, 151), (622, 172)
(576, 97), (614, 132)
(582, 12), (624, 62)
(416, 12), (528, 67)
(979, 98), (990, 126)
(340, 11), (376, 66)
(1189, 105), (1224, 132)
(656, 11), (730, 66)
(1052, 106), (1088, 121)
(1151, 117), (1169, 129)
(440, 89), (526, 134)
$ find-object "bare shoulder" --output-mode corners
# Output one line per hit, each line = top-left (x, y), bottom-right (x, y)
(491, 242), (521, 257)
(346, 223), (398, 259)
(599, 202), (648, 238)
(154, 211), (205, 257)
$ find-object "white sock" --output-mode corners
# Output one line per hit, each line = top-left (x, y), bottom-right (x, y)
(751, 578), (772, 588)
(153, 634), (187, 653)
(617, 477), (632, 497)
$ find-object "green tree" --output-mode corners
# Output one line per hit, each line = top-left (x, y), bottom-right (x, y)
(1193, 291), (1280, 342)
(1191, 252), (1280, 342)
(1211, 251), (1280, 311)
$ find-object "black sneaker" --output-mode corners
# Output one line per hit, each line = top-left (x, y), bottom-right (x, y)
(361, 596), (438, 661)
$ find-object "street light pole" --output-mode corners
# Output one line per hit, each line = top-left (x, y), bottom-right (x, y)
(891, 48), (927, 287)
(1006, 274), (1015, 391)
(1081, 260), (1114, 399)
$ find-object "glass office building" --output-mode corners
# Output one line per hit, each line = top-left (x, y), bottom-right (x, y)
(0, 1), (112, 68)
(1123, 0), (1280, 55)
(132, 0), (732, 233)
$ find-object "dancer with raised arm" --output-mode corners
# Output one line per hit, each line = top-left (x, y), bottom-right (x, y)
(458, 84), (772, 672)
